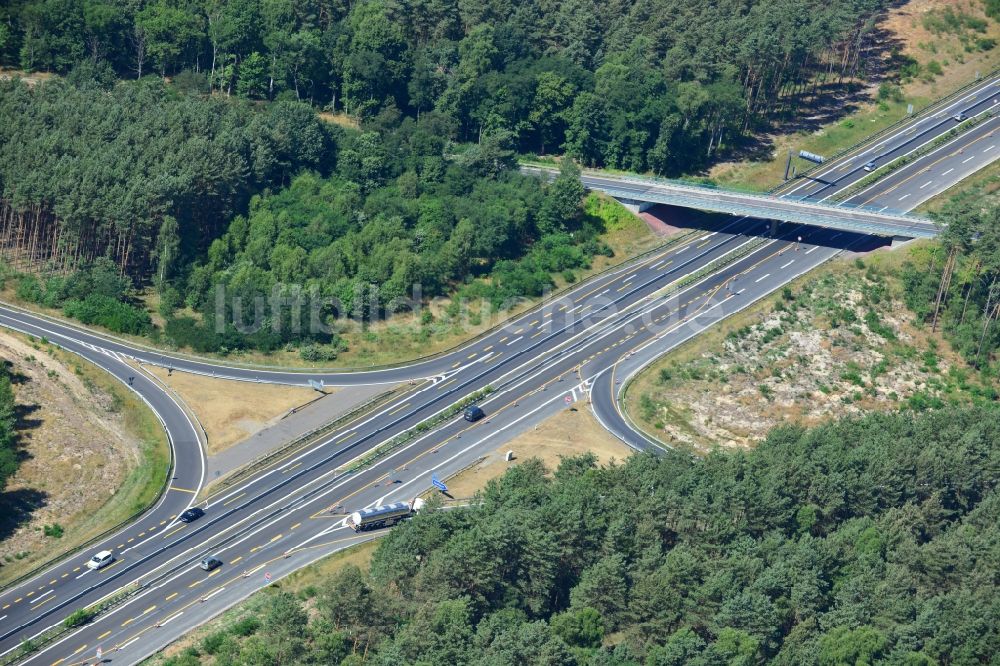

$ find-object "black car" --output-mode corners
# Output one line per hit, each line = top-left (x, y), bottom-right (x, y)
(464, 405), (485, 422)
(180, 507), (205, 523)
(200, 556), (222, 571)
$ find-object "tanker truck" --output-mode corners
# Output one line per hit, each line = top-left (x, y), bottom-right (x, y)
(347, 497), (426, 532)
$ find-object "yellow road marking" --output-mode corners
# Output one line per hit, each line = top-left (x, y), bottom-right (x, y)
(73, 567), (80, 572)
(223, 492), (246, 507)
(437, 378), (456, 390)
(61, 573), (68, 578)
(529, 320), (539, 326)
(282, 462), (302, 474)
(142, 605), (156, 615)
(499, 336), (508, 342)
(168, 486), (197, 494)
(467, 352), (477, 359)
(50, 659), (64, 665)
(101, 559), (123, 573)
(451, 361), (460, 368)
(291, 522), (301, 530)
(485, 352), (503, 363)
(207, 569), (220, 578)
(387, 402), (410, 416)
(138, 532), (146, 537)
(165, 592), (178, 602)
(483, 345), (493, 351)
(49, 579), (57, 585)
(15, 598), (22, 603)
(121, 618), (134, 627)
(1, 604), (8, 609)
(335, 432), (356, 443)
(230, 556), (243, 565)
(98, 630), (112, 640)
(162, 525), (185, 539)
(72, 645), (87, 655)
(269, 534), (283, 543)
(30, 595), (54, 610)
(514, 328), (524, 334)
(544, 312), (553, 318)
(531, 331), (543, 338)
(26, 591), (33, 597)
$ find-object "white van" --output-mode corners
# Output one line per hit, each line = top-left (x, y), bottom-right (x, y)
(86, 550), (114, 570)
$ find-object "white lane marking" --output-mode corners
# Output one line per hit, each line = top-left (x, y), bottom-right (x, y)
(919, 181), (932, 189)
(505, 336), (523, 346)
(159, 611), (184, 626)
(942, 168), (954, 175)
(697, 233), (713, 241)
(898, 193), (910, 201)
(34, 589), (53, 601)
(675, 245), (689, 253)
(75, 569), (91, 580)
(622, 274), (637, 283)
(780, 260), (795, 269)
(963, 155), (975, 163)
(985, 145), (996, 152)
(201, 587), (225, 601)
(0, 615), (6, 622)
(650, 260), (664, 269)
(878, 206), (888, 212)
(805, 246), (819, 255)
(119, 636), (141, 649)
(754, 273), (770, 284)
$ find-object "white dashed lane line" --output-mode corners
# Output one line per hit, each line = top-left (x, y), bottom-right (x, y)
(754, 273), (770, 284)
(942, 168), (954, 175)
(780, 260), (795, 269)
(963, 156), (976, 163)
(919, 181), (932, 189)
(899, 193), (910, 201)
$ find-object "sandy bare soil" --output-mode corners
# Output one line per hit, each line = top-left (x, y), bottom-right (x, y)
(627, 247), (993, 453)
(0, 330), (166, 584)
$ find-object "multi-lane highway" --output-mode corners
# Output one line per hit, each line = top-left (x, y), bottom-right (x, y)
(1, 72), (997, 666)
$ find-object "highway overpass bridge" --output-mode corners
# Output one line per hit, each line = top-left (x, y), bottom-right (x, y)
(523, 167), (941, 239)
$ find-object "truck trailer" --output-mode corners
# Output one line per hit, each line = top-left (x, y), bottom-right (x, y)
(347, 498), (425, 532)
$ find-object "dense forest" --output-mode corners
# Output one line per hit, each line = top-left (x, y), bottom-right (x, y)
(159, 406), (1000, 666)
(0, 0), (892, 173)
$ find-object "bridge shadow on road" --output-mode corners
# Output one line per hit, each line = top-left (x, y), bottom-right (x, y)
(644, 204), (893, 253)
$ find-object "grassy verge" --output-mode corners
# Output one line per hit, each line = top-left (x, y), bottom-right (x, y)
(916, 157), (1000, 214)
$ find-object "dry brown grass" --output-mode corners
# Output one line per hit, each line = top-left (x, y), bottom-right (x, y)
(317, 111), (360, 129)
(142, 366), (324, 456)
(430, 407), (633, 500)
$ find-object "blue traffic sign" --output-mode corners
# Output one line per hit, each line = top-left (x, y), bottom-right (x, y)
(431, 473), (447, 492)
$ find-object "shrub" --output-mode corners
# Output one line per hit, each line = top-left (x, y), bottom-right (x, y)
(43, 523), (63, 538)
(64, 608), (95, 628)
(63, 295), (152, 335)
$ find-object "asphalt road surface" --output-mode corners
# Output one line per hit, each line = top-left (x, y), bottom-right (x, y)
(1, 73), (997, 666)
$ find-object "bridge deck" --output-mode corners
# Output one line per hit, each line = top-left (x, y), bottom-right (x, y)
(581, 175), (939, 238)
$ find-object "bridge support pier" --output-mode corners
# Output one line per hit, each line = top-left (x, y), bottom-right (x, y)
(769, 220), (779, 237)
(614, 197), (654, 214)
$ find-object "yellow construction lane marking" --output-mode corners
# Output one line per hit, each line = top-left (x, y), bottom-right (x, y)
(30, 595), (55, 610)
(335, 432), (356, 443)
(483, 345), (493, 351)
(222, 492), (246, 507)
(269, 534), (283, 543)
(26, 591), (34, 597)
(72, 645), (87, 655)
(387, 402), (410, 416)
(529, 320), (539, 326)
(98, 630), (112, 640)
(169, 486), (197, 494)
(499, 336), (508, 342)
(467, 352), (477, 359)
(451, 361), (460, 368)
(165, 592), (178, 602)
(513, 328), (524, 334)
(230, 556), (243, 565)
(14, 598), (22, 603)
(50, 658), (64, 665)
(61, 573), (68, 578)
(437, 378), (456, 390)
(531, 331), (543, 339)
(73, 567), (80, 572)
(282, 462), (302, 474)
(162, 525), (186, 539)
(485, 352), (503, 363)
(290, 522), (301, 530)
(142, 605), (156, 615)
(121, 618), (134, 627)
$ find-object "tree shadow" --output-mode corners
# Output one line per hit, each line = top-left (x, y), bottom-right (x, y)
(0, 487), (49, 543)
(716, 19), (908, 168)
